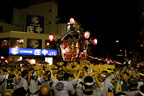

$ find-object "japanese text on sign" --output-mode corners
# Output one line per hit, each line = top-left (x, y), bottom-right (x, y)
(9, 48), (57, 56)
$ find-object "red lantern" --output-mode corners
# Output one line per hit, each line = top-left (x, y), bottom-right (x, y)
(93, 38), (98, 45)
(84, 31), (90, 39)
(70, 18), (75, 24)
(49, 34), (54, 41)
(64, 44), (67, 48)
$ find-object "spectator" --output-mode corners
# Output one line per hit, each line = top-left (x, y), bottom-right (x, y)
(12, 87), (27, 96)
(29, 71), (39, 96)
(52, 70), (75, 96)
(13, 71), (28, 91)
(115, 92), (128, 96)
(43, 71), (53, 88)
(0, 71), (15, 94)
(138, 85), (144, 96)
(121, 72), (129, 91)
(76, 76), (102, 96)
(95, 71), (108, 96)
(116, 77), (138, 96)
(137, 75), (144, 90)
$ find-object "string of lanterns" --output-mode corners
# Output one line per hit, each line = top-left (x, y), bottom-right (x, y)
(87, 55), (123, 65)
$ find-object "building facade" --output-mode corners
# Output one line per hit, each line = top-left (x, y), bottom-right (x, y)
(12, 0), (66, 35)
(0, 32), (60, 64)
(0, 0), (68, 64)
(0, 0), (67, 36)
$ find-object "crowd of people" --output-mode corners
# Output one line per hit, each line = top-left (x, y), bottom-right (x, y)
(0, 61), (144, 96)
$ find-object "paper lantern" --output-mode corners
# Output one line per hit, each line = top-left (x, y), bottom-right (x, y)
(93, 38), (98, 45)
(49, 34), (54, 41)
(84, 31), (90, 39)
(70, 18), (75, 24)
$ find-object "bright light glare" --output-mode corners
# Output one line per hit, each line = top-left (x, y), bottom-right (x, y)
(49, 34), (54, 41)
(84, 31), (90, 39)
(45, 57), (53, 65)
(116, 40), (119, 43)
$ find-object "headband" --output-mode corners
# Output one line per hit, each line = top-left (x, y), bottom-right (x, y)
(85, 82), (94, 86)
(57, 74), (64, 78)
(101, 74), (106, 77)
(140, 73), (144, 76)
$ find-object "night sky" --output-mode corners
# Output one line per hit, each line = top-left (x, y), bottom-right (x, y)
(0, 0), (142, 60)
(58, 0), (141, 59)
(59, 0), (140, 37)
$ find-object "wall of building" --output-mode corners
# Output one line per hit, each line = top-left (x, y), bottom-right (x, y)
(57, 23), (67, 36)
(0, 22), (22, 32)
(0, 31), (60, 63)
(12, 1), (66, 35)
(0, 31), (61, 48)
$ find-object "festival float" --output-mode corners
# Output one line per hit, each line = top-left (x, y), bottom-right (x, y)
(56, 18), (97, 62)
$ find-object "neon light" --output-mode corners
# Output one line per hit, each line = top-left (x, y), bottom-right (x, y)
(9, 48), (57, 56)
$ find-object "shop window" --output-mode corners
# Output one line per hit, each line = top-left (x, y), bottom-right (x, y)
(45, 57), (53, 65)
(0, 38), (10, 56)
(10, 38), (24, 48)
(1, 39), (10, 48)
(0, 26), (3, 32)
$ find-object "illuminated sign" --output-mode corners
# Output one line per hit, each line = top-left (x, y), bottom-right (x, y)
(25, 15), (44, 33)
(9, 48), (57, 56)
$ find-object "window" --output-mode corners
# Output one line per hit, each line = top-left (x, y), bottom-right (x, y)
(45, 57), (53, 65)
(49, 9), (52, 12)
(49, 21), (51, 24)
(0, 26), (3, 32)
(0, 38), (10, 56)
(10, 38), (24, 48)
(27, 39), (42, 49)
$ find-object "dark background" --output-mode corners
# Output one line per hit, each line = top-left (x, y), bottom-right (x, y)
(58, 0), (141, 60)
(0, 0), (141, 61)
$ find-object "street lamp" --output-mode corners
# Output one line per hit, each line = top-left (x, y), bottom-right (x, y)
(140, 44), (143, 47)
(116, 40), (119, 43)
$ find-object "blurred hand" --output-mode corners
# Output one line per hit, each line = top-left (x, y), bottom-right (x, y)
(117, 75), (121, 80)
(84, 72), (88, 77)
(79, 66), (83, 71)
(94, 72), (99, 78)
(106, 92), (114, 96)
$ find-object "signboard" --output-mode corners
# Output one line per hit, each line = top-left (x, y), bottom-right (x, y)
(27, 39), (42, 49)
(25, 15), (44, 33)
(9, 48), (57, 56)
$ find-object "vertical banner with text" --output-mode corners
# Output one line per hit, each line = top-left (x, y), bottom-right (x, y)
(25, 15), (44, 34)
